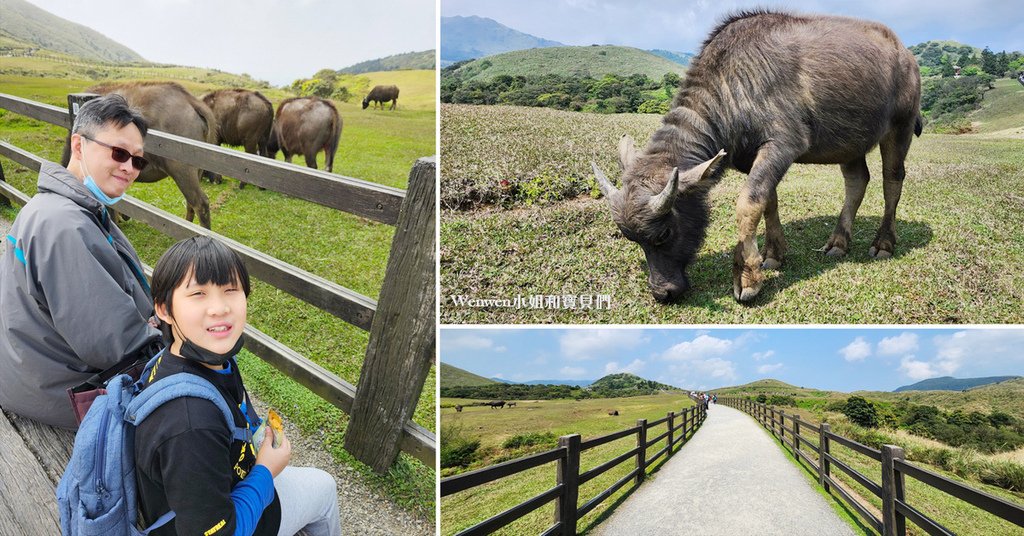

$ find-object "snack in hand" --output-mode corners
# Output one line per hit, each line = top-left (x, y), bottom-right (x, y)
(267, 409), (283, 448)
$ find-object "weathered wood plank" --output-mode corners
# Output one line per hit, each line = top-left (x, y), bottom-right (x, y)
(5, 412), (75, 486)
(345, 158), (436, 472)
(0, 411), (63, 534)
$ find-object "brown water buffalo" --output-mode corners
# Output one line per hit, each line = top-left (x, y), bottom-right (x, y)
(593, 10), (922, 303)
(362, 85), (399, 110)
(608, 410), (619, 416)
(267, 97), (342, 173)
(487, 400), (505, 409)
(455, 405), (463, 412)
(61, 81), (217, 228)
(200, 88), (274, 187)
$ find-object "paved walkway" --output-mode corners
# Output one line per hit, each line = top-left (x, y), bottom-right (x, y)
(593, 403), (855, 535)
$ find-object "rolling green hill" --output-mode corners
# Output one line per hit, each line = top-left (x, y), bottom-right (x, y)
(0, 0), (145, 62)
(969, 77), (1024, 134)
(440, 15), (563, 64)
(338, 50), (436, 74)
(589, 372), (679, 392)
(440, 363), (499, 388)
(450, 45), (687, 82)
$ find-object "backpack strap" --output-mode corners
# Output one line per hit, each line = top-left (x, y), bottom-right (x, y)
(126, 373), (253, 444)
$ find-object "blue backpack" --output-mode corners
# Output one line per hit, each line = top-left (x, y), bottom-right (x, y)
(57, 351), (253, 536)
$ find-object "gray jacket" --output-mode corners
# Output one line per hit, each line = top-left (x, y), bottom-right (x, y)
(0, 161), (161, 429)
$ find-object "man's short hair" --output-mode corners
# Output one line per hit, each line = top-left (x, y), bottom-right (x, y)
(71, 94), (148, 139)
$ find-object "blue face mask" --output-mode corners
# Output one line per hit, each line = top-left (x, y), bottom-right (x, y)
(83, 175), (124, 206)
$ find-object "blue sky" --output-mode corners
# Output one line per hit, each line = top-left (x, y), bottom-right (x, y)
(440, 328), (1024, 392)
(26, 0), (435, 87)
(441, 0), (1024, 54)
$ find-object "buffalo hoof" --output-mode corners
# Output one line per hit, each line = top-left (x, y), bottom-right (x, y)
(869, 246), (893, 259)
(737, 286), (761, 302)
(825, 246), (847, 258)
(761, 257), (782, 270)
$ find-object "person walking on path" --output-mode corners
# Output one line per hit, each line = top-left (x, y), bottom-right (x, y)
(593, 402), (855, 535)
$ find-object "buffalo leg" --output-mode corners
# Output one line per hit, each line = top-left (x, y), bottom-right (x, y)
(304, 152), (318, 170)
(165, 161), (212, 229)
(733, 146), (794, 302)
(823, 156), (870, 257)
(761, 189), (786, 269)
(872, 124), (914, 258)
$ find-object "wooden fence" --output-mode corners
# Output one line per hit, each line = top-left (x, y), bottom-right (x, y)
(0, 91), (435, 471)
(440, 399), (707, 536)
(720, 397), (1024, 535)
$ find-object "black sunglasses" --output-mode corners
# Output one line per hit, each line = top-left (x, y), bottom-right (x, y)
(81, 135), (149, 171)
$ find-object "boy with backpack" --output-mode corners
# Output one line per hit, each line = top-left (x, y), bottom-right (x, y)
(59, 236), (341, 535)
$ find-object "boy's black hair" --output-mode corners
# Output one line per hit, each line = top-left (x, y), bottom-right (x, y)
(72, 94), (148, 139)
(150, 236), (250, 343)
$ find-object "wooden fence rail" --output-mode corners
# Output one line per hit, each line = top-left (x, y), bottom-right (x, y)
(441, 399), (707, 536)
(0, 92), (435, 469)
(720, 397), (1024, 535)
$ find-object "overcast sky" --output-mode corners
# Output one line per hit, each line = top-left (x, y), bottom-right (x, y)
(441, 328), (1024, 392)
(28, 0), (436, 87)
(442, 0), (1024, 54)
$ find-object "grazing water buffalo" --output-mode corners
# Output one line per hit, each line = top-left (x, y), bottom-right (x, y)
(506, 402), (516, 408)
(200, 88), (274, 187)
(608, 410), (619, 416)
(592, 10), (922, 303)
(267, 97), (342, 173)
(62, 81), (217, 228)
(455, 405), (463, 412)
(487, 400), (506, 409)
(362, 85), (399, 110)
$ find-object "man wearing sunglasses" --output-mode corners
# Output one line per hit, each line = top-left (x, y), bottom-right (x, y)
(0, 94), (162, 429)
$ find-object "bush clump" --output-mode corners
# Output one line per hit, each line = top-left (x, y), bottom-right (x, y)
(502, 431), (558, 450)
(441, 422), (481, 469)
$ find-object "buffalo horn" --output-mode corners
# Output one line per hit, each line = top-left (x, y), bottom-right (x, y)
(647, 167), (680, 217)
(592, 162), (619, 199)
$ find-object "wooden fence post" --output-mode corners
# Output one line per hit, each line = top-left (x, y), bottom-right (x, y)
(881, 445), (907, 536)
(683, 408), (689, 441)
(793, 417), (801, 456)
(779, 410), (785, 442)
(636, 419), (647, 485)
(667, 411), (675, 452)
(555, 434), (581, 536)
(345, 157), (436, 472)
(820, 423), (832, 493)
(0, 160), (9, 208)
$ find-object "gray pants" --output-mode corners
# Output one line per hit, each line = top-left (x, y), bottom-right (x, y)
(275, 466), (342, 536)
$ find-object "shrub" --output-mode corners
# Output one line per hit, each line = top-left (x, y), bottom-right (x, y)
(441, 422), (481, 469)
(843, 396), (879, 428)
(502, 431), (558, 450)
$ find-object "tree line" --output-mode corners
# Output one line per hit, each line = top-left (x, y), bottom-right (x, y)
(441, 382), (676, 400)
(441, 62), (679, 114)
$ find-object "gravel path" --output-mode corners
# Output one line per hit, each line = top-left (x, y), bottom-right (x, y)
(0, 215), (434, 536)
(592, 403), (854, 536)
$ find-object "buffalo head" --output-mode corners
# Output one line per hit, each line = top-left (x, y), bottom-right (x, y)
(593, 135), (726, 303)
(361, 97), (370, 110)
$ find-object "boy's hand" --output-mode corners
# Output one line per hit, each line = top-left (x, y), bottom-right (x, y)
(255, 427), (291, 477)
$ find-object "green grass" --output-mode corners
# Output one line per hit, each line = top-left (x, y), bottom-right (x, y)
(0, 56), (436, 516)
(440, 362), (499, 388)
(969, 78), (1024, 134)
(451, 46), (686, 82)
(440, 101), (1024, 323)
(440, 393), (698, 535)
(733, 407), (1024, 535)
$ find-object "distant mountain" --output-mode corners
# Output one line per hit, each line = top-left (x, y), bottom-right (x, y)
(589, 373), (679, 392)
(0, 0), (144, 63)
(648, 49), (695, 67)
(440, 363), (499, 388)
(523, 379), (595, 387)
(447, 45), (686, 82)
(337, 50), (436, 74)
(489, 377), (516, 384)
(894, 376), (1022, 392)
(441, 15), (563, 65)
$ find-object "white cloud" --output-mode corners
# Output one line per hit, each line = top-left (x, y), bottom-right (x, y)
(899, 356), (939, 381)
(661, 334), (734, 361)
(560, 330), (644, 360)
(757, 363), (784, 374)
(840, 337), (872, 362)
(560, 366), (588, 378)
(752, 350), (775, 361)
(446, 334), (495, 350)
(605, 359), (645, 375)
(878, 333), (919, 356)
(495, 346), (507, 352)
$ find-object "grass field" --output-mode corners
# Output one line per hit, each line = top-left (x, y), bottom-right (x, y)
(440, 393), (698, 535)
(439, 78), (1024, 324)
(0, 55), (436, 515)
